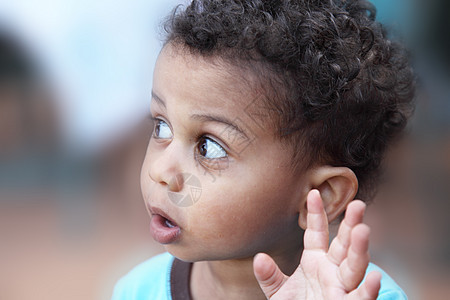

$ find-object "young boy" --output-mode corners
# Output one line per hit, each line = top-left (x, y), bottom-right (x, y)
(112, 0), (414, 299)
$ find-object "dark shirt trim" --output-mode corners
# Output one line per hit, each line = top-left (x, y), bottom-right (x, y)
(170, 258), (193, 300)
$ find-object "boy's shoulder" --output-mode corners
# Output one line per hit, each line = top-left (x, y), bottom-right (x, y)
(367, 263), (408, 300)
(111, 252), (174, 300)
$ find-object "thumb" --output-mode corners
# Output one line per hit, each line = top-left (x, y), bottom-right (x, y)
(253, 253), (288, 299)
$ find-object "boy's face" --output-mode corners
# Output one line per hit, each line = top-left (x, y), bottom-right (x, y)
(141, 43), (309, 261)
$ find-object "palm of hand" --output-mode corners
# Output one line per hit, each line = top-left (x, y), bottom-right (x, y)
(254, 190), (381, 300)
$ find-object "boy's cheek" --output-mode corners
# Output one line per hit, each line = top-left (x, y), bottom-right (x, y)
(140, 161), (152, 198)
(186, 200), (278, 238)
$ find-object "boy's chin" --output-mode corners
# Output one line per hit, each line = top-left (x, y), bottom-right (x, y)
(164, 244), (260, 263)
(164, 244), (202, 262)
(165, 246), (221, 263)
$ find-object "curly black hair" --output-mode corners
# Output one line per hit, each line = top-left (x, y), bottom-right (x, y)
(163, 0), (415, 199)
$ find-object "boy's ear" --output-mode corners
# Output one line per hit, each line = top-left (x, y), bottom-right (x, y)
(298, 166), (358, 229)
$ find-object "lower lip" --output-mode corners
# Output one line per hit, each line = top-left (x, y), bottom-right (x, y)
(150, 214), (181, 244)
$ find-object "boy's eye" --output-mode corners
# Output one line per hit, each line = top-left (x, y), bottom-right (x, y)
(153, 119), (173, 139)
(197, 137), (227, 159)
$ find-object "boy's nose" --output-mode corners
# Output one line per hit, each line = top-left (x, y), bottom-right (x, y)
(146, 143), (184, 193)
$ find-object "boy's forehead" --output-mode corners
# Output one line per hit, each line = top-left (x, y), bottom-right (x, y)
(155, 43), (279, 132)
(158, 44), (247, 95)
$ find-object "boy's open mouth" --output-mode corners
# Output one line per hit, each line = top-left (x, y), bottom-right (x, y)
(164, 218), (177, 228)
(149, 208), (181, 244)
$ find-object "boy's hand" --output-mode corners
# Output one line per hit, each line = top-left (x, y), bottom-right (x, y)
(253, 189), (381, 300)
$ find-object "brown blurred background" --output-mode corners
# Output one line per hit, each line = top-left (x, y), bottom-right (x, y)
(1, 0), (450, 299)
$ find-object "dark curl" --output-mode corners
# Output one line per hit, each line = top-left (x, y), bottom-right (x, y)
(163, 0), (415, 199)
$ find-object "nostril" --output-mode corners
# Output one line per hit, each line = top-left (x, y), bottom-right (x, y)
(146, 165), (170, 186)
(168, 173), (184, 192)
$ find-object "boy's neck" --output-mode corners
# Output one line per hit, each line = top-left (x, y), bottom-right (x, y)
(190, 246), (303, 300)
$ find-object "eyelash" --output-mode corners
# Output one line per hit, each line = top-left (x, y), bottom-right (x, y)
(150, 116), (229, 170)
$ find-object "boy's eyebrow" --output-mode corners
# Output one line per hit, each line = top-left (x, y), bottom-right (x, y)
(151, 90), (248, 138)
(191, 114), (248, 139)
(151, 91), (166, 108)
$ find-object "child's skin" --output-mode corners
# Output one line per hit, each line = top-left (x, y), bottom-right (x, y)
(141, 43), (381, 299)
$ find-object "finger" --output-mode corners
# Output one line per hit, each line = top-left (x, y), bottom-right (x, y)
(346, 271), (381, 300)
(303, 189), (329, 252)
(339, 223), (371, 291)
(253, 253), (288, 299)
(328, 200), (366, 265)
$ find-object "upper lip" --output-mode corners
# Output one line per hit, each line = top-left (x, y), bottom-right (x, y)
(148, 205), (179, 227)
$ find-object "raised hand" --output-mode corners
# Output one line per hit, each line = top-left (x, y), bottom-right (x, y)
(253, 189), (381, 300)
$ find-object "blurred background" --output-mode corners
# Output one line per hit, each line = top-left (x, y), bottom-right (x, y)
(0, 0), (449, 299)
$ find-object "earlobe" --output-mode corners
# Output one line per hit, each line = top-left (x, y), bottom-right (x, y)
(298, 166), (358, 229)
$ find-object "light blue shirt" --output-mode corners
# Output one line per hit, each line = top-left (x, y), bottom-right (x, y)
(112, 252), (407, 300)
